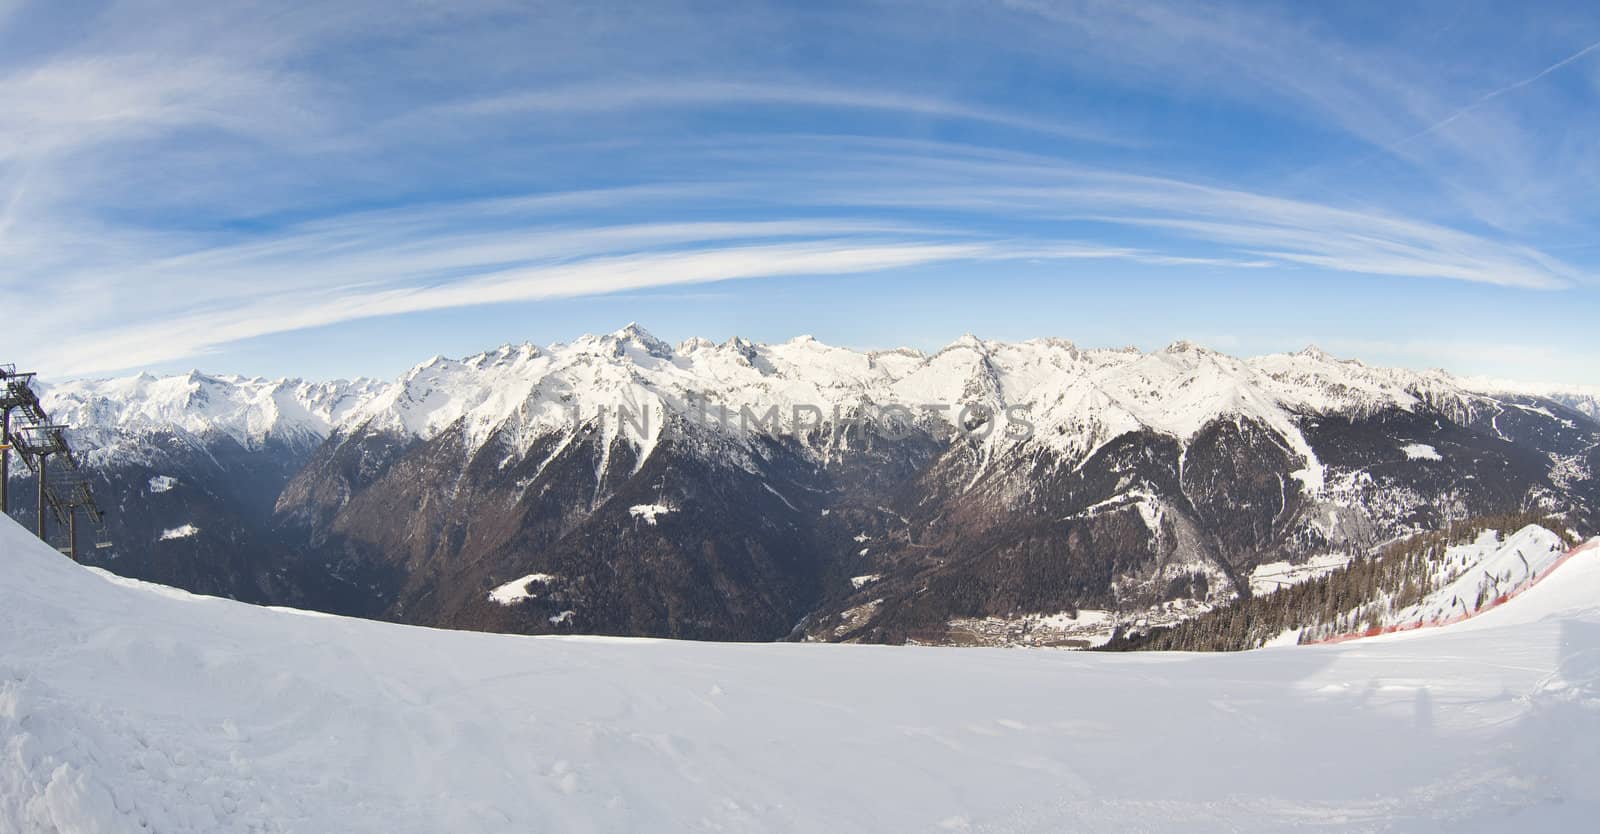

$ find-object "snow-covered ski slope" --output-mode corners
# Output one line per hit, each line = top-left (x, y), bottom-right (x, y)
(3, 516), (1598, 833)
(1303, 526), (1594, 645)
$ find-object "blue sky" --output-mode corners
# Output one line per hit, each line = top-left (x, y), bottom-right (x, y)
(2, 0), (1598, 384)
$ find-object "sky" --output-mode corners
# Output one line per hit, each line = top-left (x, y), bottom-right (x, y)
(1, 0), (1598, 386)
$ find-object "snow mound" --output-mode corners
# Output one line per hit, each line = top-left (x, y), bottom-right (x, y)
(3, 516), (1600, 832)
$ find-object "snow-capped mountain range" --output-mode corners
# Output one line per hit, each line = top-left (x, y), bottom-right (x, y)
(11, 325), (1599, 645)
(1460, 376), (1600, 421)
(37, 373), (385, 466)
(38, 324), (1535, 478)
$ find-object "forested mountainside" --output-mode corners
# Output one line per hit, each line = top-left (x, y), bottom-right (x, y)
(1101, 512), (1585, 652)
(9, 327), (1599, 644)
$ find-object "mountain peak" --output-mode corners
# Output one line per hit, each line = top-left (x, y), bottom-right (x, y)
(1163, 340), (1232, 359)
(945, 333), (986, 352)
(36, 329), (1543, 500)
(612, 322), (655, 341)
(612, 323), (672, 354)
(415, 355), (451, 372)
(720, 335), (757, 356)
(579, 324), (674, 359)
(1295, 344), (1333, 360)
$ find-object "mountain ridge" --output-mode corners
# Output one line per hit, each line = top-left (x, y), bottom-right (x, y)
(12, 325), (1598, 645)
(35, 325), (1540, 469)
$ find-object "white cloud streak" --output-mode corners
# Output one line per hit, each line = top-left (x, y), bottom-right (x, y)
(447, 79), (1120, 144)
(15, 149), (1583, 376)
(751, 141), (1587, 289)
(1, 1), (1595, 379)
(36, 240), (991, 375)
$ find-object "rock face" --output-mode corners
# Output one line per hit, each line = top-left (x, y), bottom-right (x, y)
(13, 327), (1600, 644)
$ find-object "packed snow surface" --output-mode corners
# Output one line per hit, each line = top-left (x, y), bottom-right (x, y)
(3, 516), (1599, 833)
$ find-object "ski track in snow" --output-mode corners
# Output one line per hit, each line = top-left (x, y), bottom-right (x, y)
(3, 516), (1600, 833)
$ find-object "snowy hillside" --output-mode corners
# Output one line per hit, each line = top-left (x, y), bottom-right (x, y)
(3, 516), (1600, 832)
(1382, 526), (1572, 627)
(1113, 519), (1596, 652)
(1298, 525), (1588, 642)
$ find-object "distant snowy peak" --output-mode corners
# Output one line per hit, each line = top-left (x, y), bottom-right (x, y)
(1460, 376), (1600, 421)
(38, 372), (385, 465)
(43, 326), (1573, 470)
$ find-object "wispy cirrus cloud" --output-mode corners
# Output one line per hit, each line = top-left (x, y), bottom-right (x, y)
(7, 183), (1275, 375)
(34, 238), (991, 375)
(444, 79), (1122, 144)
(996, 0), (1600, 232)
(1, 1), (1597, 382)
(0, 55), (314, 162)
(15, 145), (1585, 376)
(740, 139), (1588, 289)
